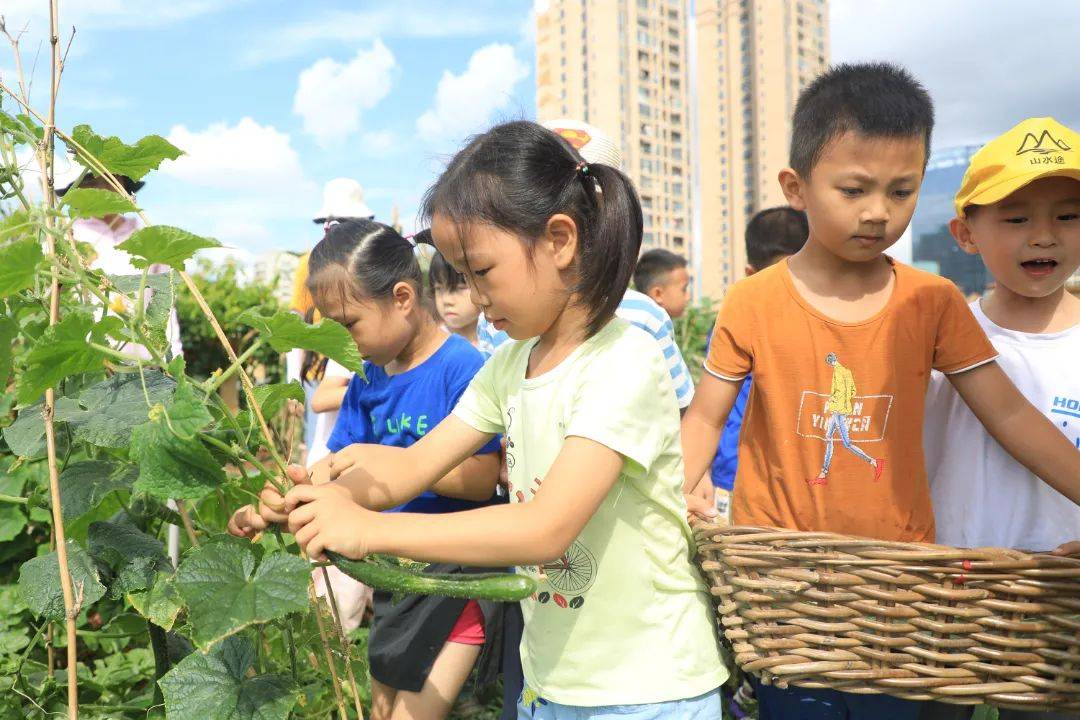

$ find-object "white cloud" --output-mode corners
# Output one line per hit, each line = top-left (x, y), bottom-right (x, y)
(161, 117), (312, 191)
(416, 43), (529, 147)
(148, 118), (319, 254)
(830, 0), (1080, 151)
(240, 3), (520, 67)
(292, 41), (396, 147)
(361, 130), (397, 156)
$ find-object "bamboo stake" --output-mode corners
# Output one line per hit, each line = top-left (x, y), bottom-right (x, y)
(34, 2), (79, 716)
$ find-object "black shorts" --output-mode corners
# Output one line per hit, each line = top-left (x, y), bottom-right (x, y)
(367, 563), (506, 693)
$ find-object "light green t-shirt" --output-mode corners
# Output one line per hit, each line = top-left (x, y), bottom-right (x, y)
(454, 319), (725, 706)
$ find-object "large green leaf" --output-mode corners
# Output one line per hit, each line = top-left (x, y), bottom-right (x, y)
(127, 572), (183, 632)
(69, 124), (182, 181)
(118, 226), (220, 271)
(158, 635), (297, 720)
(0, 111), (43, 145)
(16, 313), (109, 404)
(0, 506), (27, 543)
(161, 380), (214, 440)
(61, 187), (140, 218)
(62, 370), (176, 448)
(130, 415), (225, 501)
(2, 396), (81, 458)
(0, 237), (43, 298)
(0, 315), (17, 387)
(175, 541), (310, 650)
(251, 382), (304, 418)
(110, 272), (176, 352)
(18, 540), (107, 621)
(60, 460), (139, 522)
(88, 519), (171, 596)
(239, 310), (363, 373)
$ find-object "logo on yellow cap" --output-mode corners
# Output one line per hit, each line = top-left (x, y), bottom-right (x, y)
(1016, 129), (1072, 156)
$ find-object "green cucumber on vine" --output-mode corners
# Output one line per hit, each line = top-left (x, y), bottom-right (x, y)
(326, 551), (537, 603)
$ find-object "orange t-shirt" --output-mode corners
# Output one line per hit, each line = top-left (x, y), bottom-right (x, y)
(289, 251), (316, 316)
(705, 259), (996, 542)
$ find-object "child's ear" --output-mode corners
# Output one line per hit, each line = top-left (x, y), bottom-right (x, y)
(392, 280), (417, 311)
(744, 264), (758, 277)
(545, 214), (579, 271)
(949, 217), (980, 256)
(646, 285), (665, 304)
(778, 168), (807, 210)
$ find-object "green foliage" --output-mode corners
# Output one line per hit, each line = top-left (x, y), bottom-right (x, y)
(240, 309), (364, 374)
(0, 236), (43, 298)
(61, 187), (140, 218)
(88, 519), (171, 596)
(130, 412), (225, 501)
(59, 460), (139, 521)
(158, 635), (298, 720)
(15, 312), (110, 404)
(118, 225), (221, 271)
(69, 124), (183, 181)
(175, 540), (311, 650)
(175, 259), (284, 382)
(17, 540), (108, 621)
(673, 301), (717, 383)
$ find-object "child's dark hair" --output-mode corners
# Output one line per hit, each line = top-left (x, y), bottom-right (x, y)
(790, 62), (934, 177)
(745, 206), (808, 270)
(306, 218), (424, 306)
(422, 228), (468, 292)
(421, 120), (642, 336)
(633, 248), (687, 294)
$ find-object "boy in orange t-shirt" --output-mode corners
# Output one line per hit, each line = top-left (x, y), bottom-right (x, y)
(682, 65), (1080, 720)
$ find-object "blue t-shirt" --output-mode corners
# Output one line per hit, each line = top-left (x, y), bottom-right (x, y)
(327, 333), (501, 514)
(710, 376), (750, 491)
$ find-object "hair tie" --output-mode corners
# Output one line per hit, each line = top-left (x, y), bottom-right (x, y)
(575, 160), (590, 177)
(404, 233), (418, 248)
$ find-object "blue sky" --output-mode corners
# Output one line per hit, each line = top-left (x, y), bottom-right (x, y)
(3, 0), (1078, 262)
(2, 0), (537, 259)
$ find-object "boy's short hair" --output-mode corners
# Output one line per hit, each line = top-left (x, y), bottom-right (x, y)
(745, 206), (809, 270)
(634, 248), (688, 293)
(790, 62), (934, 177)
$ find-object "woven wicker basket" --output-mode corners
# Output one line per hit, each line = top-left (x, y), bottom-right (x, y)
(694, 525), (1080, 712)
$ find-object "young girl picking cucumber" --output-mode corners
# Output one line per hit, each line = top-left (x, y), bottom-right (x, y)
(228, 218), (503, 720)
(245, 121), (726, 718)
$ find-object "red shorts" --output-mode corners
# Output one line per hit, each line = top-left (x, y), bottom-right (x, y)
(445, 600), (485, 645)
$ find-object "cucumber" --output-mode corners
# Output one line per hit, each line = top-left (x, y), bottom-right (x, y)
(326, 551), (537, 602)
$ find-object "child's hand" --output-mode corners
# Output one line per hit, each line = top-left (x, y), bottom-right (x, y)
(284, 483), (373, 561)
(1051, 540), (1080, 556)
(226, 465), (311, 539)
(684, 492), (718, 524)
(227, 504), (267, 539)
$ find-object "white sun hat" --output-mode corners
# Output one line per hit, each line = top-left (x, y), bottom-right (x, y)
(313, 178), (375, 222)
(541, 118), (623, 169)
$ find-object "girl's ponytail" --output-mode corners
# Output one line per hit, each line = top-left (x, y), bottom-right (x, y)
(572, 162), (642, 335)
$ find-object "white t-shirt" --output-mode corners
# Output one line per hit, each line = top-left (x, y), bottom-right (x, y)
(453, 319), (724, 706)
(306, 359), (354, 468)
(924, 300), (1080, 551)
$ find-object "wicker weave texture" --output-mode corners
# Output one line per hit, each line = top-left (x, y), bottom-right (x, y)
(694, 525), (1080, 712)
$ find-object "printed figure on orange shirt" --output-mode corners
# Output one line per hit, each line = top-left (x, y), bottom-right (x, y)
(811, 353), (887, 485)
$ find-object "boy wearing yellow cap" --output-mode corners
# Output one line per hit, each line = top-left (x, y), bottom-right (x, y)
(682, 64), (1080, 719)
(923, 118), (1080, 578)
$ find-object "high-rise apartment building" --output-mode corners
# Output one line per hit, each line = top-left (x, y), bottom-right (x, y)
(536, 0), (828, 301)
(536, 0), (693, 254)
(695, 0), (829, 300)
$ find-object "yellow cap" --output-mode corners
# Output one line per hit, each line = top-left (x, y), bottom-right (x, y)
(954, 117), (1080, 217)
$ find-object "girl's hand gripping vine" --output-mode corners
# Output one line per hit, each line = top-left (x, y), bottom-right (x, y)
(226, 464), (311, 539)
(284, 483), (375, 562)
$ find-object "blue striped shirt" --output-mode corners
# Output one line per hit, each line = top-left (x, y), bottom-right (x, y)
(476, 288), (695, 408)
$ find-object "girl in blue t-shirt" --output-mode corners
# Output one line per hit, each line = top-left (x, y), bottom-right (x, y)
(236, 122), (725, 719)
(231, 218), (501, 720)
